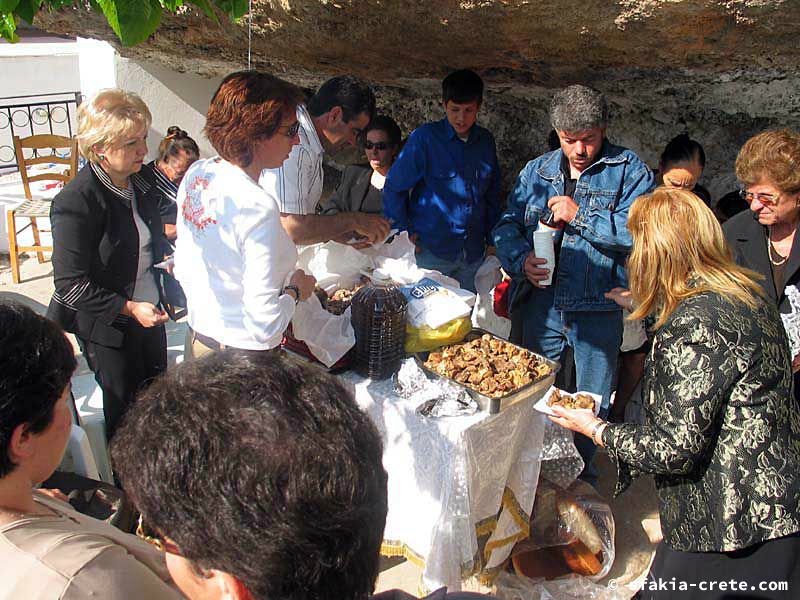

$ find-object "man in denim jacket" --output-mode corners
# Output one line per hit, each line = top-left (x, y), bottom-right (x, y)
(493, 85), (654, 478)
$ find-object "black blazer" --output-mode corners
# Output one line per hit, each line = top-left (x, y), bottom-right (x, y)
(47, 165), (169, 347)
(723, 209), (800, 314)
(318, 164), (384, 215)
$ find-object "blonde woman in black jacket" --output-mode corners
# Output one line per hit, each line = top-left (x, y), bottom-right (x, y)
(47, 89), (169, 439)
(550, 188), (800, 599)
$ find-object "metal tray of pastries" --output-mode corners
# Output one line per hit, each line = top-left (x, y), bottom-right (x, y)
(416, 329), (560, 414)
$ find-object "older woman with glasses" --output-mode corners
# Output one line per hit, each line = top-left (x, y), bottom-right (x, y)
(723, 129), (800, 395)
(174, 71), (316, 358)
(319, 115), (402, 217)
(47, 88), (170, 440)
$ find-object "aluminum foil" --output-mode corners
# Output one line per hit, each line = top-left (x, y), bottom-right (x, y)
(394, 358), (479, 417)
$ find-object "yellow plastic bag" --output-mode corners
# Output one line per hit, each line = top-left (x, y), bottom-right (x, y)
(404, 317), (472, 353)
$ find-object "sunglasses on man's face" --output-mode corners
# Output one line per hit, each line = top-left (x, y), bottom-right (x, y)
(364, 141), (392, 151)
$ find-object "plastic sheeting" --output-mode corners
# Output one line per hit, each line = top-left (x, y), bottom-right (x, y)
(290, 294), (355, 367)
(338, 372), (582, 593)
(472, 256), (512, 340)
(494, 572), (627, 600)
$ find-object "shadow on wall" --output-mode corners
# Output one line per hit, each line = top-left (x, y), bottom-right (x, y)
(136, 60), (222, 118)
(117, 58), (223, 160)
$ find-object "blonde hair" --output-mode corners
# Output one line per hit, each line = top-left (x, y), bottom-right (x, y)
(627, 187), (765, 328)
(735, 129), (800, 194)
(77, 89), (152, 163)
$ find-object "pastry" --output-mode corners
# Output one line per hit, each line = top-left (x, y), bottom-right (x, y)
(424, 334), (551, 398)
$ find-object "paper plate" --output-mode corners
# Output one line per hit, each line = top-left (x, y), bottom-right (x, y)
(535, 386), (602, 417)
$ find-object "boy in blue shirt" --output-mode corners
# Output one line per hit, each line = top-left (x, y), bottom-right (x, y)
(383, 69), (502, 292)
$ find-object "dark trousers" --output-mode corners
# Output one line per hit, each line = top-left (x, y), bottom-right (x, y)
(637, 533), (800, 599)
(78, 321), (167, 439)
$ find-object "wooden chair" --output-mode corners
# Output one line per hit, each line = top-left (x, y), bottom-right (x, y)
(7, 134), (78, 283)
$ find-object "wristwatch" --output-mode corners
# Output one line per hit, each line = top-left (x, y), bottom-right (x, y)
(282, 284), (301, 305)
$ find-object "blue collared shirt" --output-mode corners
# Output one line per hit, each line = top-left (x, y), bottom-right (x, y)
(383, 118), (502, 263)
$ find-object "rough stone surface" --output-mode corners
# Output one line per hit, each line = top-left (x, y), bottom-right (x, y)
(34, 1), (800, 200)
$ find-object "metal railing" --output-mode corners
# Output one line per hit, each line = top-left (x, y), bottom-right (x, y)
(0, 91), (81, 173)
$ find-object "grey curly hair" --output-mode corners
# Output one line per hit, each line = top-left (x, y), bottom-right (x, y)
(550, 85), (608, 132)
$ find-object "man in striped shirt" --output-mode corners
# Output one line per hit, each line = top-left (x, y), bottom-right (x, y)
(259, 75), (390, 246)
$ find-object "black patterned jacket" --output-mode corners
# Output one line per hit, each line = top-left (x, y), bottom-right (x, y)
(603, 290), (800, 552)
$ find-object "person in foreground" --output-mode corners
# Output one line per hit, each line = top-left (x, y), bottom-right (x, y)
(0, 301), (180, 600)
(174, 71), (316, 358)
(550, 188), (800, 599)
(111, 351), (490, 600)
(48, 88), (170, 439)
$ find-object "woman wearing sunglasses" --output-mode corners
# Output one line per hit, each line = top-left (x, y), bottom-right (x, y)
(319, 115), (402, 216)
(174, 71), (316, 358)
(723, 129), (800, 397)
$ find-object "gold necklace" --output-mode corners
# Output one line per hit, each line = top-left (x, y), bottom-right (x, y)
(768, 228), (790, 266)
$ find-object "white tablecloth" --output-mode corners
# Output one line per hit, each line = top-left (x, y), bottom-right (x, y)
(338, 371), (583, 593)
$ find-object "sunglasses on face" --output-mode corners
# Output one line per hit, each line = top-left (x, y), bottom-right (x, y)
(278, 120), (301, 138)
(740, 189), (780, 205)
(364, 141), (392, 151)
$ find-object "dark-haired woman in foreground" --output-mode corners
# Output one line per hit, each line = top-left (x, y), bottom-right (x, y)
(0, 301), (180, 599)
(551, 188), (800, 599)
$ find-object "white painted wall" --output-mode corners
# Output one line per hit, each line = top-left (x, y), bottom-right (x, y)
(73, 40), (220, 160)
(115, 57), (221, 161)
(76, 37), (116, 99)
(0, 41), (80, 98)
(1, 38), (223, 253)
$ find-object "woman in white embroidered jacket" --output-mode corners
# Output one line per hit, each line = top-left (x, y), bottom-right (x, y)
(174, 71), (316, 357)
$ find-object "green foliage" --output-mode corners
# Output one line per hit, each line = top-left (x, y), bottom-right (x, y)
(0, 0), (250, 45)
(215, 0), (248, 21)
(14, 0), (41, 25)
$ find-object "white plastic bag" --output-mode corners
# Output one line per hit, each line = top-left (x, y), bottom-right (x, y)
(298, 242), (373, 290)
(400, 278), (473, 329)
(494, 572), (626, 600)
(472, 256), (511, 339)
(290, 294), (355, 368)
(619, 310), (647, 352)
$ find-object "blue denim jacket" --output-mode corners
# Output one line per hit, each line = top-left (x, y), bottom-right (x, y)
(493, 141), (654, 311)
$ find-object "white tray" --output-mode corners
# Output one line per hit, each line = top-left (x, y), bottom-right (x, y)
(534, 386), (601, 417)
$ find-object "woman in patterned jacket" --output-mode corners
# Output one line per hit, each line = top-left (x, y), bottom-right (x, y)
(550, 187), (800, 599)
